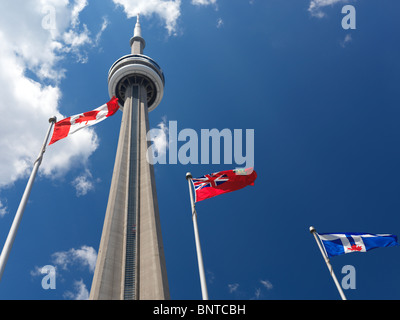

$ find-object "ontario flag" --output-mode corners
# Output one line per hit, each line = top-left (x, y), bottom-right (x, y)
(49, 96), (119, 145)
(192, 168), (257, 202)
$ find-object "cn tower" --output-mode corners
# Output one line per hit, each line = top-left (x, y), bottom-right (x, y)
(90, 15), (170, 300)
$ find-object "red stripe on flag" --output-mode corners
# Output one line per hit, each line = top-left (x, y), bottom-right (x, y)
(106, 96), (119, 117)
(49, 117), (71, 145)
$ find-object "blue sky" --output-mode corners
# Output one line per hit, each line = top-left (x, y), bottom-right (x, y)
(0, 0), (400, 300)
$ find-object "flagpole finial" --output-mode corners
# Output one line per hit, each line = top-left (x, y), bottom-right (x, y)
(186, 172), (193, 180)
(309, 226), (316, 234)
(49, 116), (57, 124)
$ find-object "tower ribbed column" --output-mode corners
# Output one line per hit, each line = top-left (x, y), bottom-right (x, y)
(89, 84), (169, 300)
(90, 14), (168, 301)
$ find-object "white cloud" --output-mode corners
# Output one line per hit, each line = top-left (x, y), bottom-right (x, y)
(31, 245), (96, 300)
(228, 279), (273, 298)
(153, 118), (169, 157)
(71, 170), (99, 197)
(71, 0), (89, 28)
(260, 279), (273, 290)
(0, 0), (93, 81)
(216, 18), (224, 29)
(147, 117), (169, 163)
(191, 0), (217, 6)
(252, 279), (273, 299)
(340, 33), (352, 47)
(228, 283), (239, 293)
(95, 17), (110, 46)
(62, 27), (92, 63)
(63, 279), (90, 300)
(63, 25), (91, 48)
(112, 0), (219, 36)
(30, 265), (44, 277)
(112, 0), (182, 36)
(51, 245), (97, 272)
(0, 1), (108, 190)
(0, 200), (8, 218)
(308, 0), (349, 18)
(206, 269), (215, 284)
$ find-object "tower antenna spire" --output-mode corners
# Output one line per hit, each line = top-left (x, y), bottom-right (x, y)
(134, 13), (142, 37)
(130, 12), (146, 54)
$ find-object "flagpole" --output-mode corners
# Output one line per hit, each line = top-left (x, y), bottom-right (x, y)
(186, 172), (209, 300)
(309, 226), (347, 300)
(0, 117), (57, 281)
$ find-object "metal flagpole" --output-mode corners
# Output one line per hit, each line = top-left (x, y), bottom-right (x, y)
(0, 117), (57, 281)
(309, 226), (347, 300)
(186, 172), (209, 300)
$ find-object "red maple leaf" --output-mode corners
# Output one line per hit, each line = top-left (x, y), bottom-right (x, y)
(74, 111), (99, 125)
(347, 245), (363, 252)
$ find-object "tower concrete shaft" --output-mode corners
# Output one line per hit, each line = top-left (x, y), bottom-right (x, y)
(90, 15), (169, 300)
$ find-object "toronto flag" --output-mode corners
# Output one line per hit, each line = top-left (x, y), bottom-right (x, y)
(317, 232), (399, 258)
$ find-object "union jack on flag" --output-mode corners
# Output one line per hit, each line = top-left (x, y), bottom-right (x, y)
(193, 172), (229, 192)
(191, 168), (257, 202)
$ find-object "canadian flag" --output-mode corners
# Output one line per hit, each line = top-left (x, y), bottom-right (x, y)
(49, 96), (119, 145)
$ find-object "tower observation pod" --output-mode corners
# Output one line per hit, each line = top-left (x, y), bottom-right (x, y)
(108, 14), (165, 112)
(90, 14), (170, 300)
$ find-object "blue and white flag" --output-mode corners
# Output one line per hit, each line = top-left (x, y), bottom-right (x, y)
(317, 232), (398, 258)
